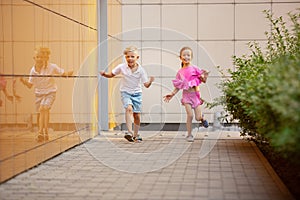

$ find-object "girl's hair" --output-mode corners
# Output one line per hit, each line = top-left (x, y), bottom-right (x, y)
(123, 46), (139, 55)
(179, 46), (193, 67)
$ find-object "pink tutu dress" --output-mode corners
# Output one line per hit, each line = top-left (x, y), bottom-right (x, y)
(172, 65), (204, 90)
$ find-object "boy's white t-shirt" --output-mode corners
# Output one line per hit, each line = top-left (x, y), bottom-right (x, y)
(112, 63), (148, 94)
(28, 63), (65, 95)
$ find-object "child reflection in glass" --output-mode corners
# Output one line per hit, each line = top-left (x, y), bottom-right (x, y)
(20, 47), (73, 142)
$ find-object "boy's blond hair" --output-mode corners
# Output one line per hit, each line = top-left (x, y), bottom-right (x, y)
(123, 46), (139, 55)
(34, 46), (51, 61)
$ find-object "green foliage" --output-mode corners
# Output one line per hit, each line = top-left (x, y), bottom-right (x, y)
(216, 9), (300, 156)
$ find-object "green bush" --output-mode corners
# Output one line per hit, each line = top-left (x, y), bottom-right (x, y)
(215, 9), (300, 156)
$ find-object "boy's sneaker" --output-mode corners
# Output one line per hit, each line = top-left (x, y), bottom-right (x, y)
(202, 119), (209, 128)
(36, 133), (44, 142)
(186, 135), (194, 142)
(44, 133), (49, 141)
(124, 132), (134, 142)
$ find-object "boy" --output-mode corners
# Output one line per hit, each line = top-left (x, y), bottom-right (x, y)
(100, 46), (154, 142)
(20, 46), (73, 142)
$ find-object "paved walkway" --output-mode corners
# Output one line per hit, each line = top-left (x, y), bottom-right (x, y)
(0, 130), (294, 200)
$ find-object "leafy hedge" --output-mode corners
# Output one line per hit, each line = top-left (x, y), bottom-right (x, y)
(216, 10), (300, 157)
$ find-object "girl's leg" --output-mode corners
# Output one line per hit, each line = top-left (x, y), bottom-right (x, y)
(194, 105), (203, 122)
(125, 105), (134, 134)
(194, 104), (209, 128)
(184, 104), (194, 137)
(133, 113), (140, 138)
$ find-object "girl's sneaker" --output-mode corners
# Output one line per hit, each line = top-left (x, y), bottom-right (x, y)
(186, 135), (194, 142)
(202, 120), (209, 128)
(201, 114), (209, 128)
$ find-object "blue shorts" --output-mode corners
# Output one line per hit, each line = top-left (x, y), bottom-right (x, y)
(35, 92), (56, 112)
(121, 91), (142, 113)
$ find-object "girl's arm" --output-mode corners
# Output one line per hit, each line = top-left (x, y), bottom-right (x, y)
(163, 88), (179, 103)
(200, 70), (209, 83)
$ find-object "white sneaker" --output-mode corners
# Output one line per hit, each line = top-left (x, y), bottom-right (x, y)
(186, 135), (194, 142)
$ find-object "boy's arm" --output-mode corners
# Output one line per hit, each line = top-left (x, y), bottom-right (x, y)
(62, 70), (74, 77)
(20, 77), (33, 89)
(100, 71), (116, 78)
(2, 88), (13, 101)
(143, 76), (154, 88)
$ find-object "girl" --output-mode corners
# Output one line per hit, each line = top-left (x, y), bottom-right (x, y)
(163, 47), (209, 142)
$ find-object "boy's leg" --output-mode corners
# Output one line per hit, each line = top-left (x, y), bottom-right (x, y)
(44, 108), (50, 140)
(36, 113), (40, 130)
(39, 106), (47, 133)
(38, 92), (56, 141)
(121, 92), (135, 141)
(125, 105), (134, 134)
(124, 105), (134, 142)
(37, 107), (45, 142)
(133, 113), (140, 138)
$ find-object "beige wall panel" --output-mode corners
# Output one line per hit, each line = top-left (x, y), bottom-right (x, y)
(141, 41), (161, 76)
(142, 6), (161, 40)
(161, 41), (199, 76)
(162, 0), (197, 3)
(122, 5), (141, 40)
(272, 4), (300, 29)
(121, 0), (141, 3)
(235, 4), (271, 40)
(142, 78), (162, 109)
(198, 41), (234, 76)
(122, 41), (142, 52)
(198, 4), (234, 40)
(162, 5), (197, 40)
(198, 0), (233, 3)
(273, 0), (300, 2)
(236, 0), (271, 2)
(142, 5), (160, 28)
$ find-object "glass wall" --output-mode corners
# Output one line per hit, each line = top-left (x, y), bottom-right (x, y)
(0, 0), (122, 182)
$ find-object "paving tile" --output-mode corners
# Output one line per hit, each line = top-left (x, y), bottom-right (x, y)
(0, 131), (294, 200)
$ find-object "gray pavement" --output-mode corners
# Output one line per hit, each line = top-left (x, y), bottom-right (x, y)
(0, 130), (294, 200)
